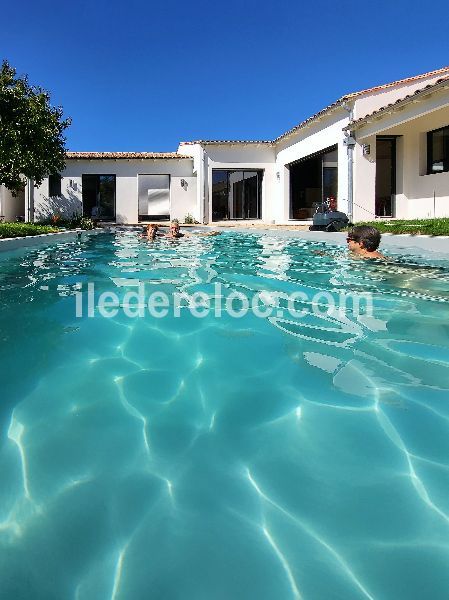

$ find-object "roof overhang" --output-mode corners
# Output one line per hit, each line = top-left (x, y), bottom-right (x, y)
(344, 77), (449, 139)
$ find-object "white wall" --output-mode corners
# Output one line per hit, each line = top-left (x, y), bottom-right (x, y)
(193, 144), (277, 223)
(177, 143), (205, 222)
(33, 158), (197, 224)
(353, 92), (449, 220)
(275, 109), (351, 222)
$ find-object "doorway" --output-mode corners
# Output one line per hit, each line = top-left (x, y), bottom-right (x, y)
(212, 170), (262, 221)
(82, 175), (116, 219)
(289, 146), (338, 219)
(375, 138), (396, 217)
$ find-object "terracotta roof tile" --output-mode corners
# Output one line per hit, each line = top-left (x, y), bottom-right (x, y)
(344, 76), (449, 130)
(66, 152), (192, 159)
(275, 67), (449, 142)
(179, 140), (273, 146)
(344, 66), (449, 99)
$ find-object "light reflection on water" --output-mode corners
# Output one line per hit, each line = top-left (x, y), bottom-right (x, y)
(0, 231), (449, 599)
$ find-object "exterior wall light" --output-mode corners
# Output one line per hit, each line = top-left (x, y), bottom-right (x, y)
(181, 179), (187, 188)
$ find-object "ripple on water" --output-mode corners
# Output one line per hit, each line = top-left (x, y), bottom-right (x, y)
(1, 231), (449, 599)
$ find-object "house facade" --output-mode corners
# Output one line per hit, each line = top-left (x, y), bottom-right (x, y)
(2, 66), (448, 225)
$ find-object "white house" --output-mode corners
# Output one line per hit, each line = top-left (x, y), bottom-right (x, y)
(2, 66), (449, 225)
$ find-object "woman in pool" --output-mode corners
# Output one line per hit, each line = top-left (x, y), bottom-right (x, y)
(139, 223), (163, 241)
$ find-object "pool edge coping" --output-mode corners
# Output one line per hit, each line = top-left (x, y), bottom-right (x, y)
(0, 228), (102, 252)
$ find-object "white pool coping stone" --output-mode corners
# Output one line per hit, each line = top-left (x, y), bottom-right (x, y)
(213, 227), (449, 257)
(0, 229), (102, 252)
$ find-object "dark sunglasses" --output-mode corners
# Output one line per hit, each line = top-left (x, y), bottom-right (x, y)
(346, 237), (357, 243)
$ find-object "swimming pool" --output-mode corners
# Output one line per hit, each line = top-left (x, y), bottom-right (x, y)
(1, 230), (449, 599)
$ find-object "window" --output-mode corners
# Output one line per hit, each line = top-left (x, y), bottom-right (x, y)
(48, 174), (62, 197)
(212, 170), (262, 221)
(427, 125), (449, 174)
(82, 175), (116, 219)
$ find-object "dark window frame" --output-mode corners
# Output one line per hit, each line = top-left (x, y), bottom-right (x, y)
(427, 125), (449, 174)
(82, 174), (116, 220)
(48, 173), (62, 197)
(212, 169), (263, 221)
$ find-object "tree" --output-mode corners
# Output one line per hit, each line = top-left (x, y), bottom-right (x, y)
(0, 60), (71, 195)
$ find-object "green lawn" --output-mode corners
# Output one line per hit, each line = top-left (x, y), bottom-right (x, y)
(354, 218), (449, 236)
(0, 222), (58, 239)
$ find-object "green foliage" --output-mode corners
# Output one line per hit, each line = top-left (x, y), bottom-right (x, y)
(0, 60), (71, 195)
(354, 218), (449, 236)
(184, 213), (199, 224)
(0, 222), (58, 239)
(37, 213), (96, 230)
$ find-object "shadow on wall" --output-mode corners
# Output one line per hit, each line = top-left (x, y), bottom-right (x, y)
(115, 214), (128, 224)
(35, 190), (82, 221)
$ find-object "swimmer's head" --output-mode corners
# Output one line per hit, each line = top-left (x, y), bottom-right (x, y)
(347, 225), (381, 252)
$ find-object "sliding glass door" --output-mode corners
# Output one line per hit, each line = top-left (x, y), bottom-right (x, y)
(289, 146), (338, 219)
(212, 170), (262, 221)
(82, 175), (116, 219)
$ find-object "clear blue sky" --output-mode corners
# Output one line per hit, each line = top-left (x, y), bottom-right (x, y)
(3, 0), (449, 151)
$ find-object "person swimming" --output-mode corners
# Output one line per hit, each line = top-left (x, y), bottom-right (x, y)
(164, 220), (221, 239)
(165, 221), (185, 238)
(346, 225), (385, 259)
(140, 223), (162, 241)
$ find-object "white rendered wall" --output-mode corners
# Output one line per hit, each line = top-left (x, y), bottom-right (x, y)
(33, 158), (197, 224)
(177, 143), (205, 222)
(275, 110), (351, 222)
(354, 95), (449, 220)
(195, 144), (277, 223)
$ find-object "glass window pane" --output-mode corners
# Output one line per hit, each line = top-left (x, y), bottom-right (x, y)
(212, 171), (229, 221)
(98, 175), (115, 218)
(229, 171), (245, 218)
(244, 172), (259, 219)
(212, 170), (262, 221)
(432, 129), (445, 172)
(48, 174), (61, 197)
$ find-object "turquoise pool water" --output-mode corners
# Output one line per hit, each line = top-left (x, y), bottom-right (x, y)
(1, 230), (449, 599)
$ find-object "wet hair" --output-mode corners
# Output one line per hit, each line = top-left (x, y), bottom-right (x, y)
(348, 225), (381, 252)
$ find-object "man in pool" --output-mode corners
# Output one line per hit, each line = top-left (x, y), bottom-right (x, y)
(164, 220), (221, 239)
(165, 221), (185, 238)
(346, 225), (385, 259)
